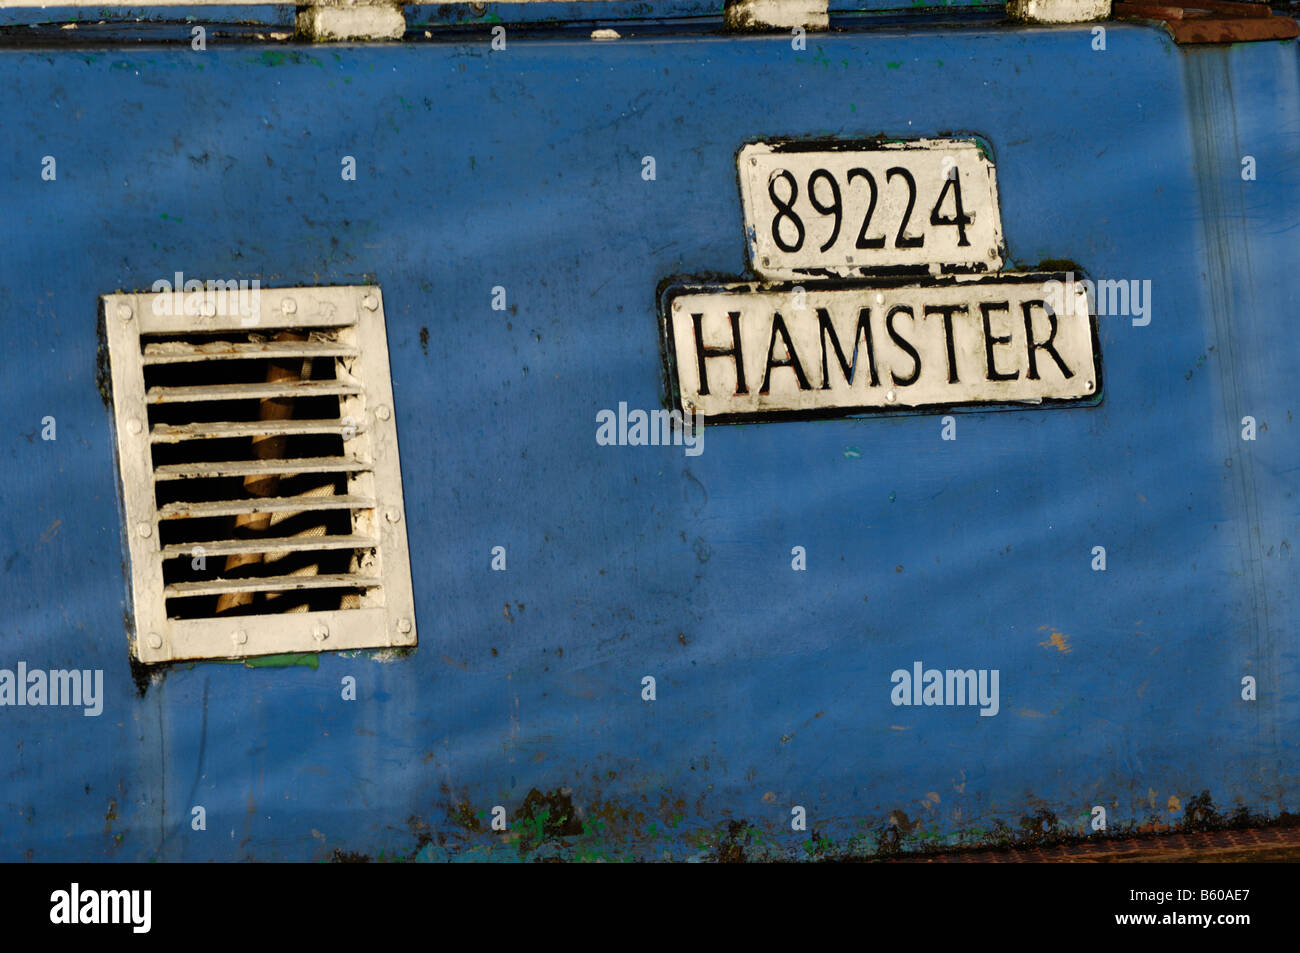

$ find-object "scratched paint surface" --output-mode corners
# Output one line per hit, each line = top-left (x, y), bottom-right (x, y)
(0, 24), (1296, 860)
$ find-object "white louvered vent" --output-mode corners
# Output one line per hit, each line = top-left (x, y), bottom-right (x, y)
(102, 284), (416, 664)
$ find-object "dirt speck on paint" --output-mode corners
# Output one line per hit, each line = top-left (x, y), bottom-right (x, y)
(330, 849), (371, 862)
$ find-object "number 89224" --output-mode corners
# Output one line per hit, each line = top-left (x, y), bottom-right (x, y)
(737, 139), (1005, 280)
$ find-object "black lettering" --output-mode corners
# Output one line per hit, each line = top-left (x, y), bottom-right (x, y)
(760, 312), (811, 393)
(818, 307), (880, 389)
(1021, 300), (1074, 380)
(886, 305), (921, 387)
(692, 311), (748, 396)
(980, 302), (1018, 382)
(923, 304), (967, 384)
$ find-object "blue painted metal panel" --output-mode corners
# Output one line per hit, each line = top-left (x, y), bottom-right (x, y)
(0, 21), (1296, 861)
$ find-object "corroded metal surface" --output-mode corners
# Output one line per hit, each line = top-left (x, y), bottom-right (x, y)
(1114, 0), (1300, 43)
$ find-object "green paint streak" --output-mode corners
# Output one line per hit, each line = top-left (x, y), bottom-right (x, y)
(253, 51), (324, 69)
(243, 653), (319, 670)
(886, 61), (903, 69)
(796, 46), (832, 69)
(160, 213), (182, 223)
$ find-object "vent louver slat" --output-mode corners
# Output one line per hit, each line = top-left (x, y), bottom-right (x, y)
(147, 380), (364, 403)
(150, 419), (366, 442)
(165, 575), (384, 599)
(154, 456), (373, 480)
(158, 495), (375, 520)
(104, 285), (417, 663)
(142, 340), (359, 364)
(161, 535), (379, 558)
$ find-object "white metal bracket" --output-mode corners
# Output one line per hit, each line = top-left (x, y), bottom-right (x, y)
(724, 0), (830, 31)
(295, 0), (405, 41)
(1007, 0), (1112, 23)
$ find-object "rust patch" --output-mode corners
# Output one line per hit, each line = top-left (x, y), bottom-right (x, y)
(452, 800), (482, 832)
(588, 796), (645, 831)
(1115, 0), (1300, 43)
(1037, 627), (1072, 653)
(515, 788), (583, 853)
(1183, 790), (1221, 831)
(889, 809), (919, 833)
(1017, 808), (1059, 847)
(714, 819), (754, 863)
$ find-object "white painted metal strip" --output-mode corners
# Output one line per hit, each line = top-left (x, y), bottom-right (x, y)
(142, 341), (357, 365)
(164, 607), (388, 662)
(161, 535), (379, 558)
(137, 285), (362, 335)
(103, 293), (171, 663)
(158, 494), (374, 520)
(146, 380), (363, 404)
(165, 574), (382, 599)
(150, 418), (365, 442)
(154, 456), (372, 480)
(349, 286), (417, 647)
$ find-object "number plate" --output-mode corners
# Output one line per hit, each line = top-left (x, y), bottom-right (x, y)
(738, 139), (1005, 280)
(661, 275), (1098, 422)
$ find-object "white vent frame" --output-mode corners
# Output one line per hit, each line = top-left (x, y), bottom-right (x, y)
(102, 284), (417, 664)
